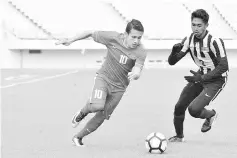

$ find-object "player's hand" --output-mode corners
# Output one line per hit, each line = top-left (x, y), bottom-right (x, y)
(55, 38), (72, 46)
(128, 71), (140, 81)
(184, 70), (203, 83)
(128, 66), (142, 81)
(128, 72), (139, 81)
(171, 43), (183, 55)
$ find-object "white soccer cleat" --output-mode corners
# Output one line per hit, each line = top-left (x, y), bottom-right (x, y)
(72, 111), (87, 128)
(168, 135), (185, 142)
(72, 136), (85, 147)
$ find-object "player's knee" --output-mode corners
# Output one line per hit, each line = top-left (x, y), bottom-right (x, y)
(188, 106), (201, 118)
(94, 112), (106, 125)
(174, 105), (186, 116)
(95, 117), (105, 126)
(89, 103), (105, 113)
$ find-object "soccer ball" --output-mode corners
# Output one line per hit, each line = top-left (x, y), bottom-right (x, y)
(145, 132), (168, 154)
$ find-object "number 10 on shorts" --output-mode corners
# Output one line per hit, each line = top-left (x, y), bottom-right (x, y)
(94, 89), (103, 99)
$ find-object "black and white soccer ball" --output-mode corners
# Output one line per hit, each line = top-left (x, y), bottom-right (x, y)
(145, 132), (168, 154)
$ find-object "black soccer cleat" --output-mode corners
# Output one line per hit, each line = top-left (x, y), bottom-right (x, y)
(201, 109), (218, 133)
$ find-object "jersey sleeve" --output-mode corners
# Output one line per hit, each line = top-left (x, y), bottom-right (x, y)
(168, 36), (189, 65)
(210, 37), (227, 58)
(92, 31), (117, 45)
(201, 37), (229, 81)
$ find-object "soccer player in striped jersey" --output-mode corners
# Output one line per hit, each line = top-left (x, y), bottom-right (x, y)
(56, 19), (147, 146)
(168, 9), (229, 142)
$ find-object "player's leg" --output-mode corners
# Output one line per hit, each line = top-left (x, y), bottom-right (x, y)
(169, 82), (203, 142)
(103, 90), (124, 120)
(72, 111), (105, 146)
(188, 79), (226, 132)
(72, 76), (108, 128)
(72, 90), (124, 146)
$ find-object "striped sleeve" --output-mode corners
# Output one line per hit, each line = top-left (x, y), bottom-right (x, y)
(201, 37), (229, 81)
(210, 37), (227, 58)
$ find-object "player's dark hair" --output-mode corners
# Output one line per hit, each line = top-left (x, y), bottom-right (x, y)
(126, 19), (144, 34)
(191, 9), (209, 24)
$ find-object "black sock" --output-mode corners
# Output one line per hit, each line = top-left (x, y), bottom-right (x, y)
(174, 114), (185, 138)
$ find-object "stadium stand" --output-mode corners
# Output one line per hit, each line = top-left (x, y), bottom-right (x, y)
(2, 0), (237, 69)
(7, 0), (126, 39)
(213, 2), (237, 34)
(183, 2), (237, 39)
(110, 1), (237, 39)
(5, 0), (237, 40)
(111, 1), (191, 39)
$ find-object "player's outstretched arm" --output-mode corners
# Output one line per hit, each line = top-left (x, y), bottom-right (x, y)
(128, 65), (143, 81)
(168, 43), (188, 65)
(55, 30), (95, 46)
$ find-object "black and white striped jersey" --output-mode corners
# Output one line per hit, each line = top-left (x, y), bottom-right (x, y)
(181, 31), (228, 77)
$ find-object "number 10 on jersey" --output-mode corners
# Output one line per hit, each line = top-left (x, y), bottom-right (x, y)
(119, 55), (128, 64)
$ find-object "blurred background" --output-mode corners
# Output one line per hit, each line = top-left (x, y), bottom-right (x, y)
(1, 0), (237, 69)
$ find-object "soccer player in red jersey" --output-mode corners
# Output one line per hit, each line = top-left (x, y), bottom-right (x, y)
(56, 19), (147, 146)
(168, 9), (229, 142)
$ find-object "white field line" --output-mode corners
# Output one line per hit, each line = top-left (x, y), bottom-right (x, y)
(0, 70), (79, 89)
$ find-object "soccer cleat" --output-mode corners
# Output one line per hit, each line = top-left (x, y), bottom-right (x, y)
(201, 110), (218, 133)
(72, 136), (84, 147)
(72, 111), (87, 128)
(168, 135), (185, 142)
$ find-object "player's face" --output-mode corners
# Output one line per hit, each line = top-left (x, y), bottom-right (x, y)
(125, 29), (143, 49)
(191, 18), (208, 39)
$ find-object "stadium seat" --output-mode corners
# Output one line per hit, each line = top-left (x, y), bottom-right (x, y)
(8, 0), (126, 39)
(6, 0), (237, 40)
(214, 2), (237, 36)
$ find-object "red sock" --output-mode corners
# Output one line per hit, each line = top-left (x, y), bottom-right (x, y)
(76, 111), (105, 138)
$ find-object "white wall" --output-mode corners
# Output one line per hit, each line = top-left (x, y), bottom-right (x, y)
(0, 49), (22, 69)
(21, 49), (106, 69)
(0, 29), (22, 68)
(2, 48), (235, 69)
(0, 1), (22, 69)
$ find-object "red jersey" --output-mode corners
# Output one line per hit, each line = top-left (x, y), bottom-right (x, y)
(92, 31), (147, 89)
